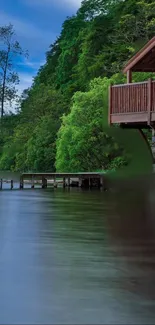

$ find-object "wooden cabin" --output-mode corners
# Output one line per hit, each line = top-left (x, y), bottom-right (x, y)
(109, 37), (155, 128)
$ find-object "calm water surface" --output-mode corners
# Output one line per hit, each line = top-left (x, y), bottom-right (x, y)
(0, 178), (155, 324)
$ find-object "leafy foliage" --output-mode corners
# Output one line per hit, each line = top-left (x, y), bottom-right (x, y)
(56, 78), (127, 172)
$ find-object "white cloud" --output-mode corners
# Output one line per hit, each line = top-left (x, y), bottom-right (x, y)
(5, 72), (34, 112)
(18, 58), (46, 70)
(18, 72), (34, 94)
(0, 11), (56, 54)
(23, 0), (82, 10)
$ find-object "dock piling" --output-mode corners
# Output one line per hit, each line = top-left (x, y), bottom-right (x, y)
(54, 176), (57, 188)
(0, 179), (2, 190)
(20, 177), (24, 189)
(11, 180), (13, 190)
(63, 177), (66, 188)
(42, 177), (47, 189)
(79, 177), (82, 187)
(31, 176), (35, 189)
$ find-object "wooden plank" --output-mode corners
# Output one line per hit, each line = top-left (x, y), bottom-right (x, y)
(112, 81), (148, 87)
(22, 173), (104, 179)
(111, 112), (148, 124)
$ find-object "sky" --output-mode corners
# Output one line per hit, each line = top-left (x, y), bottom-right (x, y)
(0, 0), (82, 95)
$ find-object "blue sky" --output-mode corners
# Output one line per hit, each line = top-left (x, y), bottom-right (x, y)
(1, 0), (82, 94)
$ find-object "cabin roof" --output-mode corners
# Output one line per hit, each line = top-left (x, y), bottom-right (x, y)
(123, 37), (155, 73)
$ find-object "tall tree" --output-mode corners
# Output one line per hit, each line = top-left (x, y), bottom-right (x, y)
(0, 24), (27, 118)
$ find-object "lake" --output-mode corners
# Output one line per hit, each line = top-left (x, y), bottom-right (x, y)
(0, 177), (155, 324)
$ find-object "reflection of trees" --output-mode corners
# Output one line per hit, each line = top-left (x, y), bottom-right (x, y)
(41, 185), (155, 303)
(40, 189), (112, 290)
(106, 179), (155, 300)
(45, 189), (107, 243)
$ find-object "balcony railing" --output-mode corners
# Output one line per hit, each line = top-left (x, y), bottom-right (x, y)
(109, 79), (155, 125)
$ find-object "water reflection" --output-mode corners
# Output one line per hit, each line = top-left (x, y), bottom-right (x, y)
(0, 181), (154, 323)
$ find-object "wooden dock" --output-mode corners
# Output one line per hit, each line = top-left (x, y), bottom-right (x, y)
(0, 172), (107, 190)
(20, 172), (107, 190)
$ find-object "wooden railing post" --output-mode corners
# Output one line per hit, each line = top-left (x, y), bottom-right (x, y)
(147, 78), (152, 125)
(109, 84), (112, 125)
(127, 69), (132, 84)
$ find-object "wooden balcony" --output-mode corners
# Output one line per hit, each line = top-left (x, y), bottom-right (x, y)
(109, 79), (155, 127)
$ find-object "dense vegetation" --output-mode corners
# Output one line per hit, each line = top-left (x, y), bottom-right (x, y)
(0, 0), (155, 172)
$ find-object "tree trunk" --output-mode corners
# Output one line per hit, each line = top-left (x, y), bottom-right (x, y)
(1, 45), (10, 118)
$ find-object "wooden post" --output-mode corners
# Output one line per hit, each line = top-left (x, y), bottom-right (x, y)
(89, 178), (91, 188)
(20, 177), (24, 189)
(0, 179), (2, 190)
(148, 78), (152, 125)
(127, 69), (132, 83)
(152, 128), (155, 147)
(42, 177), (44, 189)
(68, 177), (70, 187)
(63, 177), (66, 188)
(11, 180), (13, 190)
(54, 176), (57, 188)
(31, 176), (34, 189)
(42, 177), (47, 189)
(108, 85), (112, 125)
(100, 176), (103, 188)
(79, 178), (82, 187)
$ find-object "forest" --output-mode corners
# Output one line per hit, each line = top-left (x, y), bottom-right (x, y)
(0, 0), (155, 173)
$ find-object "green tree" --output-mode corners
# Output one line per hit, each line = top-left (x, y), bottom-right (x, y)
(26, 116), (60, 172)
(56, 77), (127, 172)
